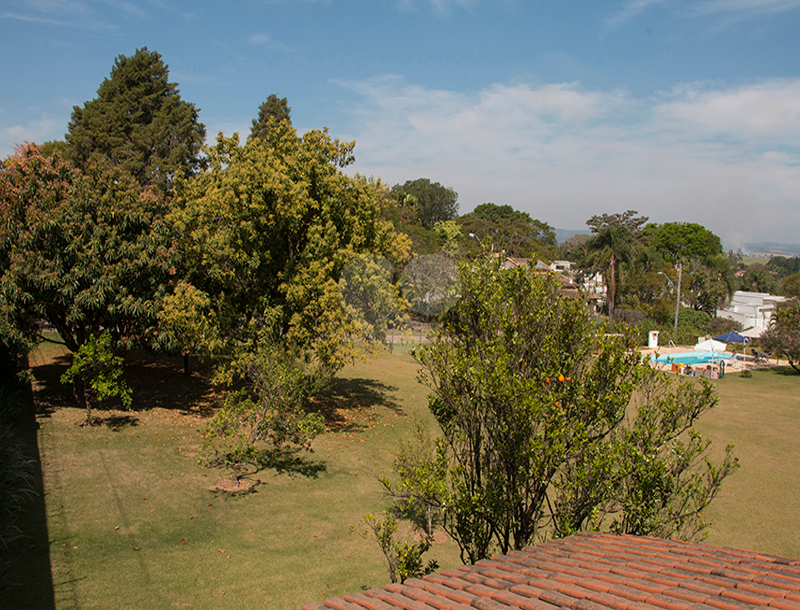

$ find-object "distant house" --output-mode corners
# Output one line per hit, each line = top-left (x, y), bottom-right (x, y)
(717, 291), (788, 338)
(299, 532), (800, 610)
(497, 257), (601, 310)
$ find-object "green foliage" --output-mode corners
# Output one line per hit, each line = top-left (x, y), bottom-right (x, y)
(779, 271), (800, 297)
(249, 94), (292, 144)
(768, 256), (800, 278)
(391, 179), (459, 231)
(583, 224), (636, 319)
(414, 256), (736, 562)
(683, 256), (736, 315)
(584, 366), (737, 540)
(0, 144), (173, 353)
(433, 220), (462, 257)
(380, 420), (448, 536)
(339, 253), (408, 344)
(61, 331), (132, 424)
(646, 222), (722, 263)
(383, 196), (441, 256)
(66, 47), (205, 197)
(155, 281), (220, 372)
(202, 340), (325, 481)
(458, 203), (556, 260)
(587, 211), (648, 236)
(678, 308), (711, 333)
(738, 263), (779, 294)
(358, 512), (439, 584)
(171, 127), (409, 374)
(761, 299), (800, 373)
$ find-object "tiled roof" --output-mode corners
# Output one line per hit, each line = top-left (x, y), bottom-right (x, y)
(300, 532), (800, 610)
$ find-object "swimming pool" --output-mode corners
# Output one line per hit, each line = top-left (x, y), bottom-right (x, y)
(653, 351), (735, 366)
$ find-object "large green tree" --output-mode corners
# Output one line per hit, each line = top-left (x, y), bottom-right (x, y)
(170, 124), (409, 374)
(761, 299), (800, 373)
(0, 144), (173, 353)
(66, 47), (206, 197)
(458, 203), (556, 260)
(412, 257), (737, 563)
(647, 222), (722, 264)
(581, 211), (649, 320)
(391, 179), (459, 231)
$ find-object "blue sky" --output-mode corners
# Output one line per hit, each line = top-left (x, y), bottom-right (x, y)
(1, 0), (798, 249)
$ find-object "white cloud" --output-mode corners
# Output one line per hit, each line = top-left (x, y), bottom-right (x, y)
(247, 32), (292, 54)
(604, 0), (668, 31)
(655, 79), (800, 143)
(394, 0), (480, 14)
(0, 113), (65, 156)
(1, 0), (151, 32)
(693, 0), (800, 15)
(604, 0), (800, 33)
(338, 76), (800, 247)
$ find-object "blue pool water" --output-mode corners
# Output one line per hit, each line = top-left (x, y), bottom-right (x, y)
(653, 351), (735, 366)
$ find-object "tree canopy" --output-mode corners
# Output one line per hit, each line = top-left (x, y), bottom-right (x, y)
(0, 144), (173, 353)
(66, 47), (206, 197)
(411, 256), (736, 562)
(761, 299), (800, 373)
(391, 179), (459, 231)
(586, 210), (648, 236)
(170, 124), (409, 374)
(647, 222), (723, 264)
(459, 202), (556, 260)
(249, 94), (292, 144)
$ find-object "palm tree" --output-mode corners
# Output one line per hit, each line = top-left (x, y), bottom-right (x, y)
(583, 225), (634, 321)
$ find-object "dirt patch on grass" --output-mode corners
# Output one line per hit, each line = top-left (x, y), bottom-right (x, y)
(213, 478), (257, 493)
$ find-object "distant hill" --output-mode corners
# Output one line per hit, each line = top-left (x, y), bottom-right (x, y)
(555, 228), (587, 245)
(744, 242), (800, 257)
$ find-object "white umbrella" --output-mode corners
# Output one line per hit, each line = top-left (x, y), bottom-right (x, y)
(694, 339), (726, 353)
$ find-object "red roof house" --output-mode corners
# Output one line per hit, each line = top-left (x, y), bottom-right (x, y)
(298, 532), (800, 610)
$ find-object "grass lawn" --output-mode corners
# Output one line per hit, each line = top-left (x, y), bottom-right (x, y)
(17, 340), (800, 609)
(693, 366), (800, 558)
(28, 342), (461, 610)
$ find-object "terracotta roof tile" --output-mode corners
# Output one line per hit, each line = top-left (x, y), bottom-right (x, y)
(301, 533), (799, 610)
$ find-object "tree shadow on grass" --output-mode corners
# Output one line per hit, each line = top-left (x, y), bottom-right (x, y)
(28, 354), (74, 418)
(30, 351), (219, 419)
(768, 365), (800, 377)
(258, 445), (327, 478)
(310, 376), (404, 432)
(122, 352), (218, 416)
(102, 414), (139, 430)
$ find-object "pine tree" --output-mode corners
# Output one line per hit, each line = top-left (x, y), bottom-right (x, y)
(249, 94), (292, 143)
(66, 47), (206, 197)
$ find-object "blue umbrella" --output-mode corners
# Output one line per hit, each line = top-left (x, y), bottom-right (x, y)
(713, 331), (751, 372)
(713, 331), (750, 344)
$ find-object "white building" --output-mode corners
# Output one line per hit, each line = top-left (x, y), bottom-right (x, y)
(716, 291), (788, 337)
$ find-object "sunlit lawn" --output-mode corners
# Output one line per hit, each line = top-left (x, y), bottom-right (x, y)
(30, 341), (459, 610)
(693, 365), (800, 558)
(25, 339), (800, 610)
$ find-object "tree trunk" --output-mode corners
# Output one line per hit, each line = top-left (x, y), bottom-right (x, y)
(183, 353), (190, 376)
(73, 377), (91, 425)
